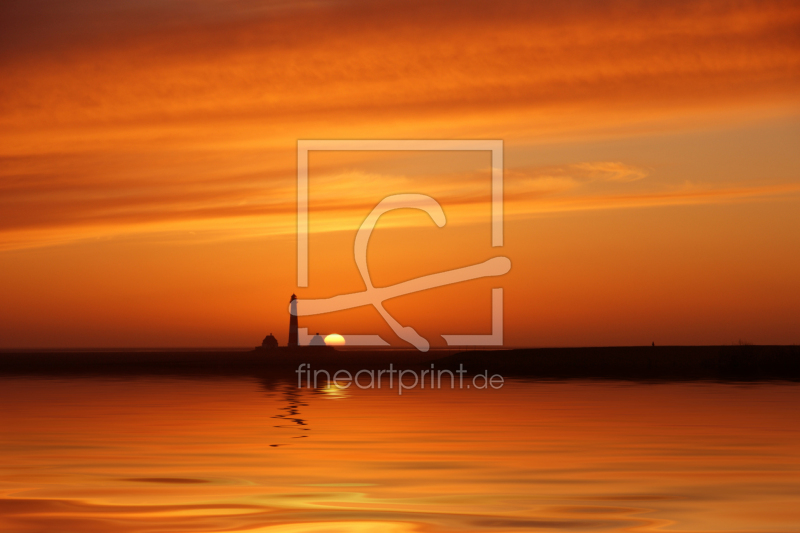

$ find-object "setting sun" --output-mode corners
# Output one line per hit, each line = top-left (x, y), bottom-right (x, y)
(324, 334), (346, 346)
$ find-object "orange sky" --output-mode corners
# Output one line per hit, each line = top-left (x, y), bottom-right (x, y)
(1, 0), (799, 347)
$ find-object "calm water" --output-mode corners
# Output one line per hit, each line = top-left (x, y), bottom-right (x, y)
(2, 377), (799, 532)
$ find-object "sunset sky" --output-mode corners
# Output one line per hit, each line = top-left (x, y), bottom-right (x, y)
(1, 0), (799, 348)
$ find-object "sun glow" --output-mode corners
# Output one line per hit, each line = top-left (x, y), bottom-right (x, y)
(324, 334), (346, 346)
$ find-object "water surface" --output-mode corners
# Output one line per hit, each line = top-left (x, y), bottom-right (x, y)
(2, 377), (799, 532)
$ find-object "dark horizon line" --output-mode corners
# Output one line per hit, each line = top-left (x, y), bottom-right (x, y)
(1, 343), (796, 354)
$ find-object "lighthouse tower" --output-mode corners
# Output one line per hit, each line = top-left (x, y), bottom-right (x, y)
(288, 294), (299, 347)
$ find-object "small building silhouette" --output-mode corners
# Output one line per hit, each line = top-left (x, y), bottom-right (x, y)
(262, 333), (278, 349)
(309, 332), (326, 346)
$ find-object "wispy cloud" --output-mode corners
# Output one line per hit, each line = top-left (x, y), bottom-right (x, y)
(507, 182), (800, 216)
(1, 0), (798, 252)
(570, 162), (649, 183)
(2, 152), (796, 252)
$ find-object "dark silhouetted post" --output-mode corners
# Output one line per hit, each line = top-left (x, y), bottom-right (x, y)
(288, 294), (299, 347)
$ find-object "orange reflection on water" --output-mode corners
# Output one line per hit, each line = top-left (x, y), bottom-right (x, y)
(2, 377), (800, 532)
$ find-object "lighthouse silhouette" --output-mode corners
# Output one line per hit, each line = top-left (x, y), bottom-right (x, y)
(288, 294), (299, 347)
